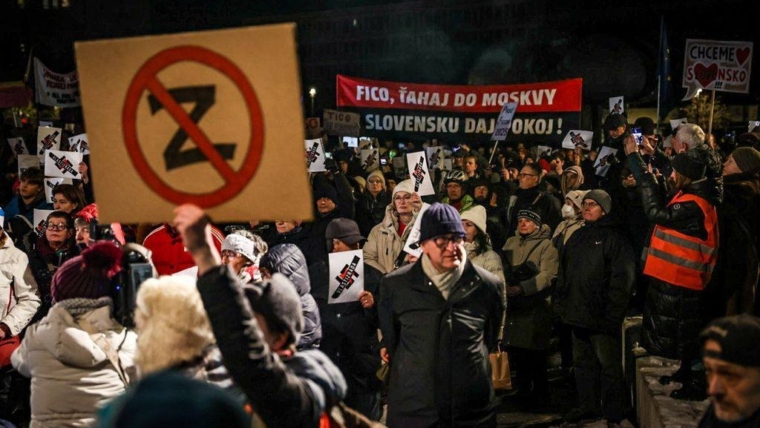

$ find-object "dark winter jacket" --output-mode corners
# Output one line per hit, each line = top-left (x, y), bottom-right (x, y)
(260, 244), (322, 350)
(627, 151), (722, 359)
(378, 259), (505, 428)
(554, 215), (636, 335)
(310, 260), (382, 395)
(307, 173), (355, 265)
(197, 266), (347, 428)
(503, 186), (562, 237)
(356, 190), (391, 237)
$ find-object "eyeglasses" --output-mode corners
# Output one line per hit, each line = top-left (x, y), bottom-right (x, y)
(221, 251), (242, 259)
(46, 223), (69, 231)
(581, 202), (599, 209)
(432, 234), (464, 249)
(368, 178), (383, 184)
(517, 173), (537, 178)
(394, 194), (412, 202)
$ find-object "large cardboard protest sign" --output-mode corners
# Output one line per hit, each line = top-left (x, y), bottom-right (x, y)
(75, 24), (313, 223)
(328, 250), (365, 304)
(337, 75), (582, 144)
(34, 58), (81, 108)
(682, 39), (753, 100)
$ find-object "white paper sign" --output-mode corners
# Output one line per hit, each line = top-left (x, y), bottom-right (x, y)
(403, 203), (431, 258)
(749, 121), (760, 132)
(18, 155), (41, 176)
(537, 145), (552, 158)
(36, 126), (62, 158)
(670, 118), (688, 130)
(426, 147), (445, 170)
(406, 152), (434, 196)
(360, 149), (379, 172)
(682, 39), (753, 100)
(609, 96), (625, 114)
(44, 150), (83, 179)
(7, 138), (27, 156)
(43, 178), (74, 203)
(491, 102), (518, 141)
(68, 133), (90, 154)
(443, 158), (453, 171)
(328, 250), (364, 304)
(33, 209), (56, 238)
(562, 130), (593, 150)
(34, 58), (81, 108)
(594, 146), (618, 177)
(304, 139), (326, 172)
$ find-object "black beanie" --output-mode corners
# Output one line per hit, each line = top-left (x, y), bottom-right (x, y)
(700, 314), (760, 368)
(313, 182), (338, 204)
(672, 151), (706, 181)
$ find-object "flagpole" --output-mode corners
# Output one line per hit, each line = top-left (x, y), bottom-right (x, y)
(708, 89), (716, 137)
(655, 16), (663, 134)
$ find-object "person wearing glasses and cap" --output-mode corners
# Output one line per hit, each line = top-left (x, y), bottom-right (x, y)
(378, 203), (505, 428)
(554, 189), (636, 424)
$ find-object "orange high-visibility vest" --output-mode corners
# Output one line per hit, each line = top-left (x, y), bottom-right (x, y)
(643, 191), (718, 291)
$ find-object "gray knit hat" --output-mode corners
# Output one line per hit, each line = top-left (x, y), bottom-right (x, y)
(584, 189), (612, 214)
(243, 273), (304, 347)
(732, 147), (760, 174)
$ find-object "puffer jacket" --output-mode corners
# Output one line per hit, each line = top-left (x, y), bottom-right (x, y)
(356, 190), (391, 237)
(11, 300), (137, 428)
(502, 225), (558, 349)
(464, 242), (505, 284)
(197, 266), (346, 428)
(0, 234), (41, 336)
(363, 205), (418, 275)
(554, 215), (636, 335)
(260, 244), (322, 349)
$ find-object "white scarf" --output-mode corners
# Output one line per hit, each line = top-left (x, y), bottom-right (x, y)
(421, 249), (466, 300)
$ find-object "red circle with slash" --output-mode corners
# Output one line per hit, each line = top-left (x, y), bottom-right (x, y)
(122, 45), (264, 207)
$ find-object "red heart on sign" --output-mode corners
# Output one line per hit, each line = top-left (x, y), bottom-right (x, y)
(694, 63), (719, 88)
(736, 47), (750, 66)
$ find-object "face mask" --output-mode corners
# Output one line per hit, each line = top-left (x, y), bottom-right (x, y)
(561, 204), (576, 219)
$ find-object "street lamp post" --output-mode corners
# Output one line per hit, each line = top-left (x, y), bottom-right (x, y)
(309, 87), (316, 117)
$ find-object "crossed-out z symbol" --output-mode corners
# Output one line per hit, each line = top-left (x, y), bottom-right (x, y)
(332, 255), (361, 298)
(147, 85), (236, 171)
(305, 143), (320, 166)
(412, 156), (426, 191)
(363, 151), (377, 169)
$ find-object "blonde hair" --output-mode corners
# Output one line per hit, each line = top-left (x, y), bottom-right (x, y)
(133, 276), (215, 376)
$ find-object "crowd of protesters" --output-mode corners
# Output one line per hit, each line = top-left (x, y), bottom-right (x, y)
(0, 113), (758, 427)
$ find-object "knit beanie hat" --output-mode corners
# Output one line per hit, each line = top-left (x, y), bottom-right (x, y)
(51, 241), (122, 303)
(221, 234), (257, 263)
(352, 176), (366, 190)
(367, 170), (386, 188)
(243, 272), (304, 346)
(565, 190), (589, 211)
(392, 179), (416, 200)
(460, 205), (487, 234)
(517, 209), (542, 228)
(313, 182), (338, 204)
(731, 147), (760, 174)
(604, 113), (627, 131)
(103, 370), (250, 428)
(672, 151), (706, 181)
(419, 203), (466, 243)
(700, 314), (760, 368)
(584, 189), (612, 214)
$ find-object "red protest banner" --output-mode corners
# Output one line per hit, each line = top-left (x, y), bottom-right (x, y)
(336, 75), (582, 114)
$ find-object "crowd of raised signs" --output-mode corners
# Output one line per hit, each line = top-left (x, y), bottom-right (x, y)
(0, 113), (759, 427)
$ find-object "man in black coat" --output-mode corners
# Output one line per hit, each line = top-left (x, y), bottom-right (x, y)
(503, 163), (562, 237)
(554, 190), (635, 424)
(378, 203), (505, 428)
